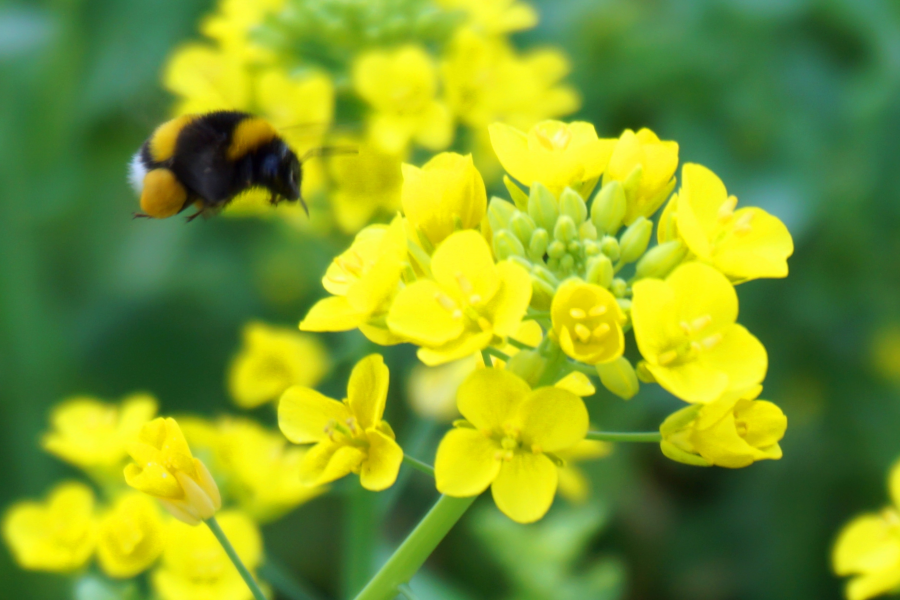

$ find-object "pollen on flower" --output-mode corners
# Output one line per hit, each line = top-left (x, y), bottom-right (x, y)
(570, 307), (586, 319)
(717, 196), (738, 221)
(733, 212), (754, 235)
(657, 349), (679, 366)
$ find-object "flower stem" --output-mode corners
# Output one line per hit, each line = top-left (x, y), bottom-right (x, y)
(483, 347), (511, 363)
(567, 361), (598, 376)
(206, 517), (267, 600)
(353, 495), (477, 600)
(402, 454), (435, 478)
(586, 430), (662, 443)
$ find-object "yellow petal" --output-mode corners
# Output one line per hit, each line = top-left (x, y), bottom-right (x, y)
(486, 261), (534, 337)
(488, 123), (534, 186)
(300, 296), (367, 332)
(648, 359), (729, 405)
(456, 368), (530, 431)
(387, 279), (465, 346)
(554, 372), (596, 397)
(700, 324), (768, 394)
(360, 428), (403, 491)
(431, 230), (500, 303)
(300, 441), (365, 486)
(346, 354), (390, 429)
(676, 163), (728, 258)
(668, 262), (738, 331)
(491, 452), (558, 523)
(713, 207), (793, 280)
(435, 428), (501, 497)
(516, 387), (588, 453)
(416, 331), (495, 366)
(631, 278), (677, 359)
(847, 569), (900, 600)
(278, 387), (350, 444)
(734, 399), (787, 448)
(833, 513), (900, 575)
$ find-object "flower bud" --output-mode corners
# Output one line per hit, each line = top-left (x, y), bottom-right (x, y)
(579, 220), (598, 241)
(505, 349), (548, 387)
(635, 240), (687, 280)
(554, 215), (578, 243)
(636, 360), (656, 383)
(559, 254), (575, 273)
(488, 196), (518, 233)
(402, 153), (487, 245)
(528, 183), (559, 232)
(619, 216), (652, 264)
(611, 278), (627, 297)
(551, 279), (626, 364)
(532, 265), (560, 287)
(510, 212), (537, 246)
(528, 228), (549, 261)
(586, 255), (614, 288)
(529, 274), (557, 310)
(600, 236), (620, 261)
(590, 180), (626, 235)
(547, 240), (566, 259)
(493, 230), (526, 260)
(559, 187), (587, 224)
(596, 356), (639, 400)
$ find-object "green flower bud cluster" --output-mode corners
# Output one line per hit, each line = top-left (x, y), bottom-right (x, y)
(488, 181), (687, 310)
(257, 0), (459, 79)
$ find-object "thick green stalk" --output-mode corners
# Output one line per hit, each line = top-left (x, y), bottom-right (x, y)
(206, 517), (267, 600)
(402, 454), (435, 477)
(353, 495), (477, 600)
(586, 431), (662, 443)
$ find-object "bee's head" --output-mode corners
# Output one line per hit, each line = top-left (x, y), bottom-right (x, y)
(261, 141), (302, 202)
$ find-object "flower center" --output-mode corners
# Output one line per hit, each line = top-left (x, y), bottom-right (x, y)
(535, 124), (571, 151)
(567, 301), (613, 344)
(324, 418), (368, 448)
(657, 315), (722, 366)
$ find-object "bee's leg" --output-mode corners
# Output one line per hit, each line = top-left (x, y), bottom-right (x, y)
(132, 212), (152, 219)
(269, 191), (280, 206)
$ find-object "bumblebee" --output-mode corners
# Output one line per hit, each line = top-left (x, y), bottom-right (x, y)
(129, 111), (305, 220)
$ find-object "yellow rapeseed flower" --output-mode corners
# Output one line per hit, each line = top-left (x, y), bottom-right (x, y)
(125, 417), (222, 526)
(674, 163), (794, 282)
(402, 152), (487, 247)
(434, 369), (589, 523)
(437, 0), (538, 34)
(41, 392), (157, 472)
(164, 44), (250, 114)
(228, 321), (330, 409)
(97, 492), (165, 578)
(353, 45), (453, 154)
(279, 354), (403, 491)
(387, 230), (532, 365)
(301, 216), (408, 344)
(2, 481), (96, 572)
(659, 387), (787, 467)
(556, 439), (612, 503)
(604, 128), (679, 225)
(200, 0), (284, 61)
(152, 510), (263, 600)
(632, 262), (767, 403)
(327, 140), (403, 234)
(489, 120), (615, 196)
(550, 279), (626, 365)
(833, 462), (900, 600)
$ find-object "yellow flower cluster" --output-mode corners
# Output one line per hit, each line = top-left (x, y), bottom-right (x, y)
(163, 0), (578, 232)
(833, 461), (900, 600)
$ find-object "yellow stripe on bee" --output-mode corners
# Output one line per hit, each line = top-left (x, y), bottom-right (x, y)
(227, 117), (277, 160)
(148, 115), (196, 163)
(140, 168), (188, 218)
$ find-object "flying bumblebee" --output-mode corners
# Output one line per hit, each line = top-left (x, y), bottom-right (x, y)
(129, 111), (306, 220)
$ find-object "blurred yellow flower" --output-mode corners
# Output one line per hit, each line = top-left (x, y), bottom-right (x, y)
(407, 354), (479, 422)
(97, 492), (165, 579)
(279, 354), (403, 491)
(353, 45), (453, 154)
(152, 510), (263, 600)
(550, 279), (626, 365)
(164, 45), (250, 114)
(42, 392), (157, 473)
(327, 140), (404, 234)
(2, 482), (96, 572)
(438, 0), (538, 34)
(228, 321), (330, 409)
(489, 120), (615, 196)
(125, 417), (222, 526)
(387, 230), (532, 365)
(434, 369), (588, 523)
(675, 163), (793, 282)
(402, 152), (487, 246)
(556, 439), (612, 503)
(659, 387), (786, 467)
(200, 0), (284, 60)
(604, 128), (679, 225)
(301, 216), (408, 344)
(871, 324), (900, 385)
(632, 262), (767, 403)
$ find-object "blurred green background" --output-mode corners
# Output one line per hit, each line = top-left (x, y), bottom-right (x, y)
(3, 0), (900, 599)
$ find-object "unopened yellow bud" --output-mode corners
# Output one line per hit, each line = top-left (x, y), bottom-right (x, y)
(595, 356), (640, 400)
(586, 255), (614, 288)
(528, 228), (550, 260)
(493, 230), (526, 260)
(553, 215), (578, 243)
(505, 349), (548, 387)
(504, 175), (530, 210)
(559, 187), (587, 224)
(600, 236), (620, 261)
(590, 180), (626, 235)
(528, 183), (559, 232)
(619, 216), (653, 264)
(635, 240), (687, 280)
(488, 196), (518, 232)
(509, 212), (536, 245)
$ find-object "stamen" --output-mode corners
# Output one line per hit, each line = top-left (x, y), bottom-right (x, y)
(569, 307), (586, 319)
(691, 315), (712, 331)
(718, 196), (738, 222)
(592, 323), (610, 339)
(455, 272), (473, 294)
(733, 212), (754, 235)
(680, 321), (692, 335)
(701, 334), (723, 349)
(589, 304), (608, 317)
(434, 292), (457, 312)
(452, 309), (463, 320)
(469, 294), (482, 305)
(574, 323), (592, 343)
(531, 444), (543, 454)
(658, 350), (678, 365)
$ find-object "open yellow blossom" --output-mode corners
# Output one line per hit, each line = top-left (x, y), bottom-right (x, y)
(675, 163), (794, 282)
(228, 321), (330, 409)
(2, 482), (96, 572)
(632, 262), (767, 403)
(200, 0), (284, 61)
(604, 129), (679, 225)
(353, 45), (453, 154)
(97, 492), (165, 578)
(152, 510), (262, 600)
(556, 439), (612, 503)
(279, 354), (403, 491)
(125, 417), (222, 525)
(42, 392), (157, 472)
(435, 369), (589, 523)
(833, 462), (900, 600)
(490, 121), (615, 196)
(550, 279), (626, 365)
(387, 230), (532, 365)
(301, 216), (408, 344)
(164, 45), (250, 114)
(402, 152), (487, 246)
(438, 0), (538, 34)
(327, 140), (403, 234)
(659, 387), (786, 467)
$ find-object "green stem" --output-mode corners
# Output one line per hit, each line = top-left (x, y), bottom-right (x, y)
(567, 361), (598, 377)
(403, 455), (435, 478)
(345, 486), (376, 599)
(505, 337), (535, 351)
(206, 517), (267, 600)
(353, 495), (477, 600)
(397, 583), (419, 600)
(586, 431), (662, 443)
(483, 347), (511, 363)
(526, 309), (551, 319)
